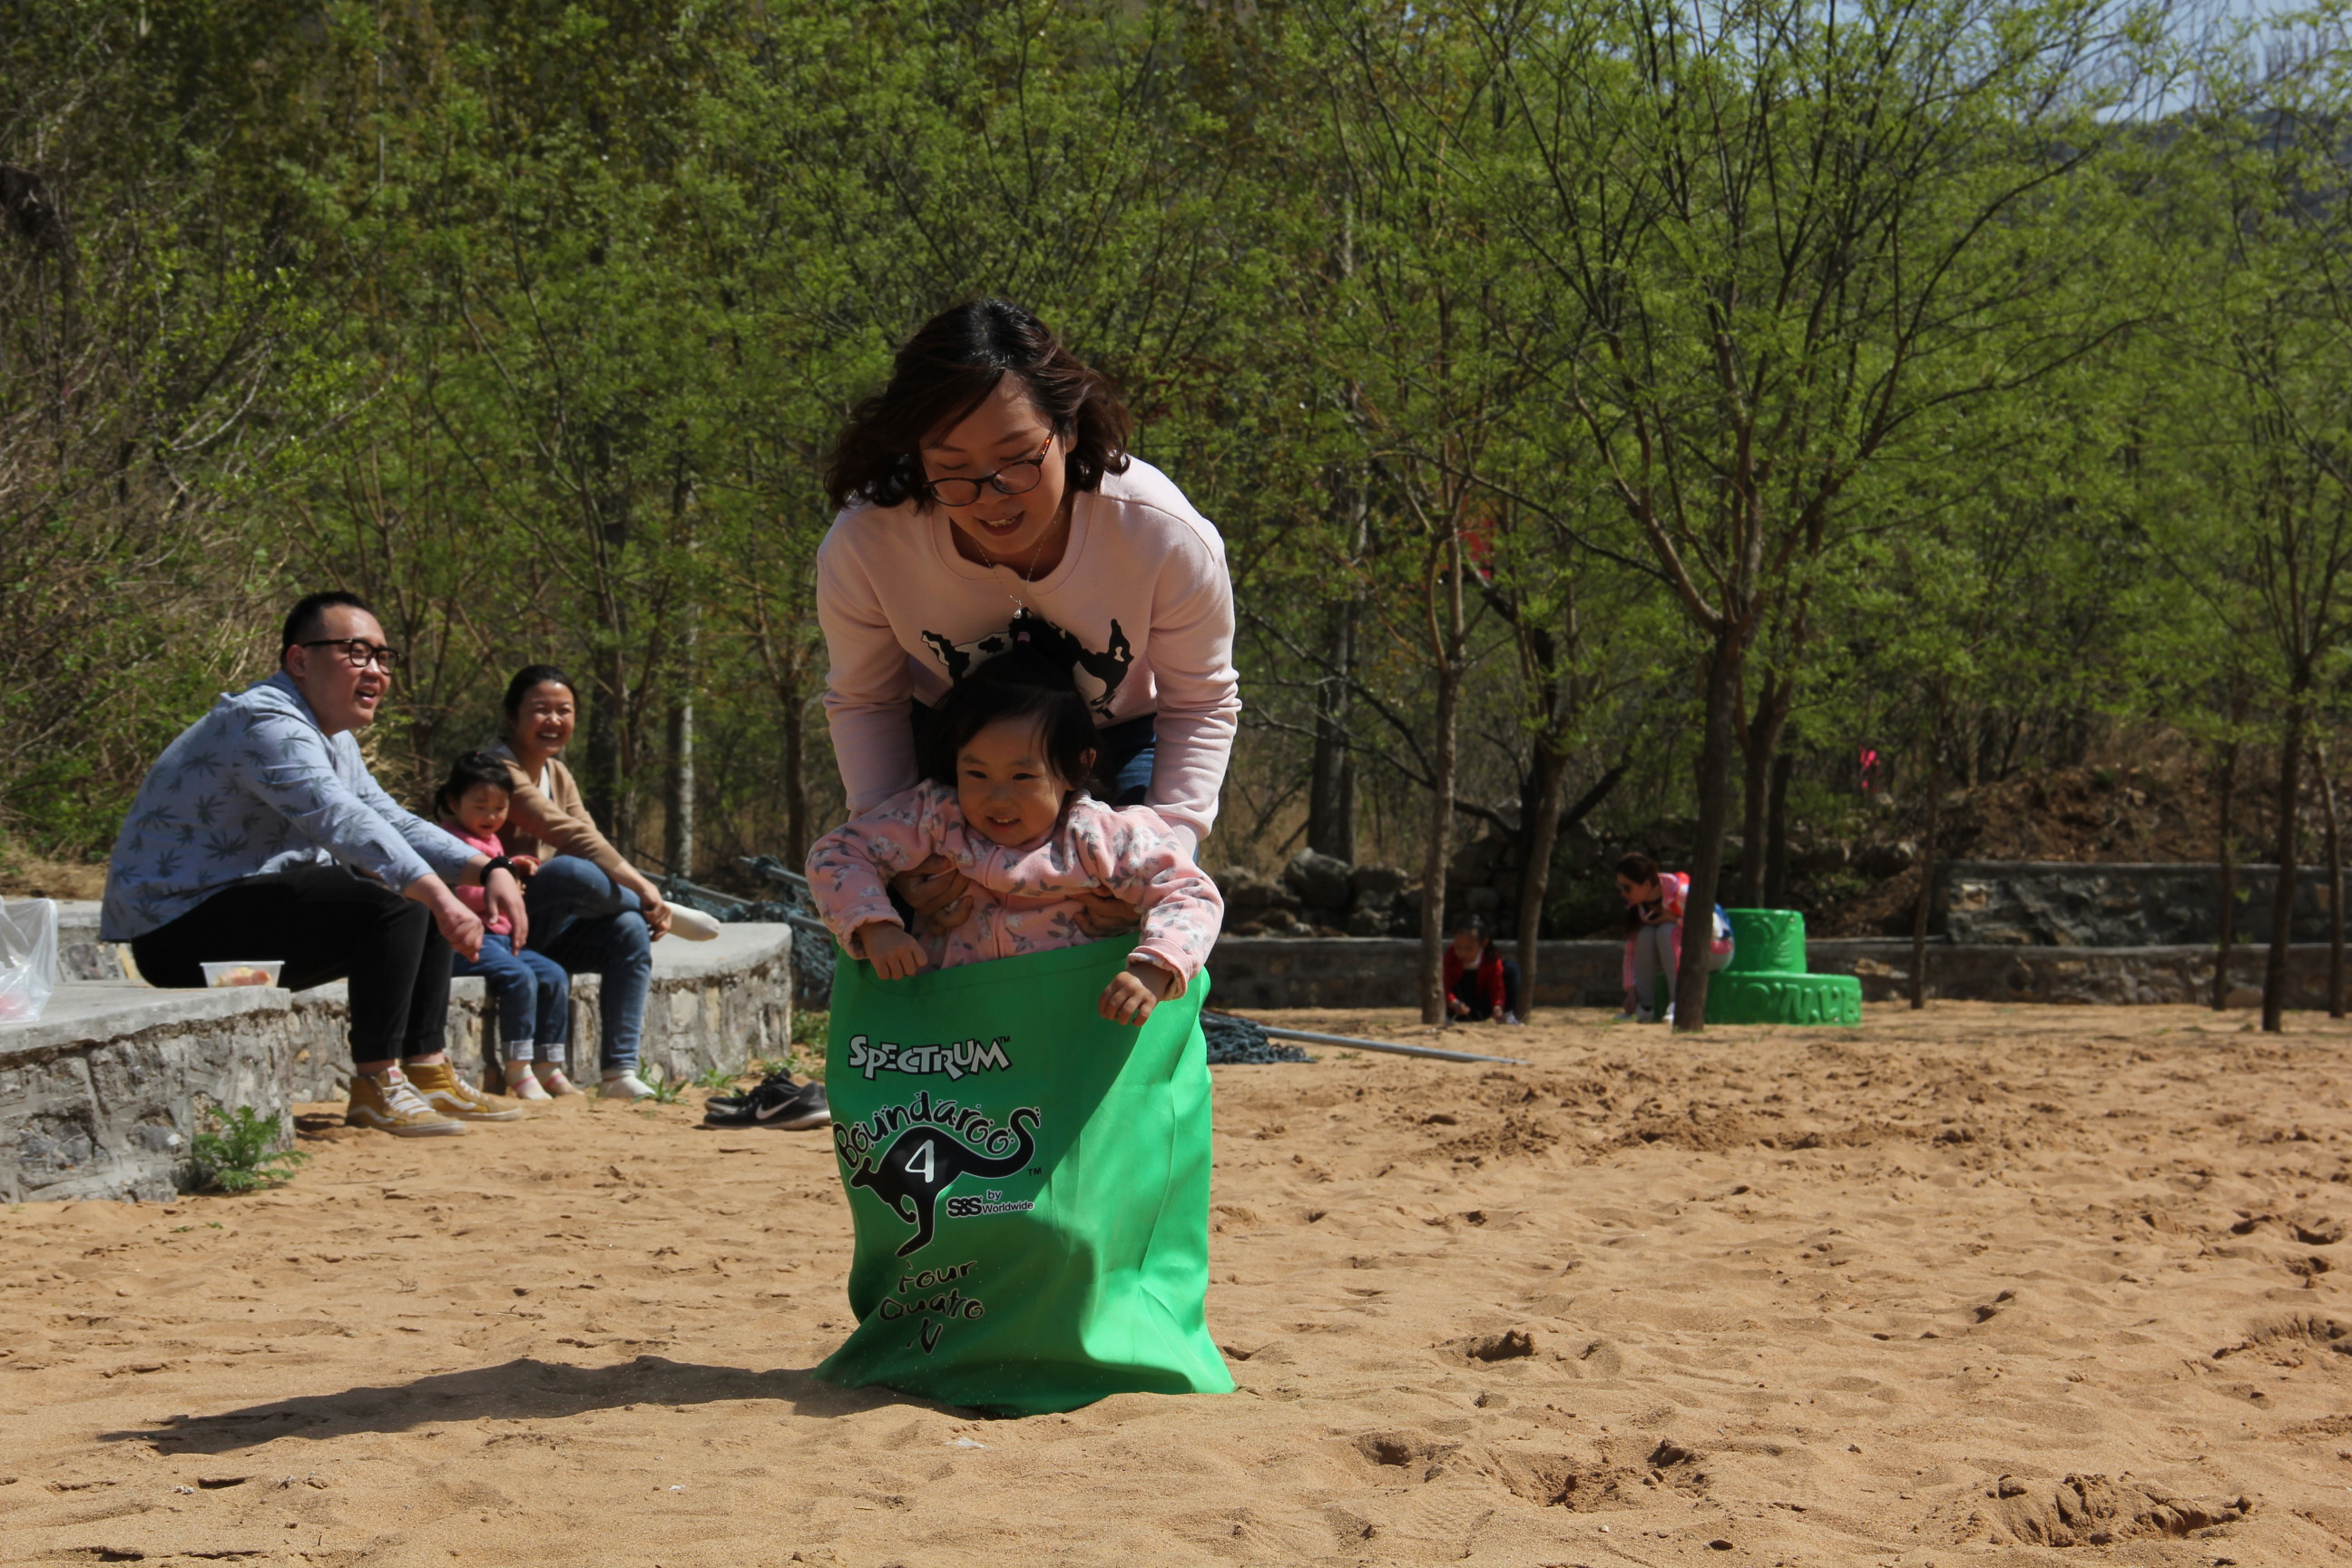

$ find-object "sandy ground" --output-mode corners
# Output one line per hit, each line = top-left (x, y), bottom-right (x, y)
(6, 1002), (2352, 1567)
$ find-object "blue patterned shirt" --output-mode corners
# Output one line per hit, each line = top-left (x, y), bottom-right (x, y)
(101, 671), (475, 942)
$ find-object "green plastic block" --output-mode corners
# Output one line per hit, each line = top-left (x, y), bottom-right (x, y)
(1725, 908), (1808, 975)
(1707, 970), (1863, 1026)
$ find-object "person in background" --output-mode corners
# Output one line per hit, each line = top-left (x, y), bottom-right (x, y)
(1443, 914), (1521, 1025)
(1614, 850), (1735, 1024)
(485, 668), (808, 1115)
(102, 592), (528, 1136)
(433, 750), (574, 1101)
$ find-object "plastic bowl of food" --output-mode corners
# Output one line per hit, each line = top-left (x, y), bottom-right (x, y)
(201, 960), (285, 989)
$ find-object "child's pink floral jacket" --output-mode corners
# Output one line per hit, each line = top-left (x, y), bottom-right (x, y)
(805, 780), (1224, 989)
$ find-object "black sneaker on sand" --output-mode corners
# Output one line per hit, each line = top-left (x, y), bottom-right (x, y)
(707, 1067), (798, 1111)
(703, 1075), (829, 1130)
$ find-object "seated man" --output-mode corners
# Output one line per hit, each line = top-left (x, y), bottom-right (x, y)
(102, 591), (530, 1137)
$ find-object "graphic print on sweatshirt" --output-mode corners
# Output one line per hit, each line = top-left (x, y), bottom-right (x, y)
(918, 609), (1133, 718)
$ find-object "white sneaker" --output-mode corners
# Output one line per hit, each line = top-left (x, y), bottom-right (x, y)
(601, 1071), (655, 1101)
(663, 905), (722, 942)
(505, 1063), (553, 1102)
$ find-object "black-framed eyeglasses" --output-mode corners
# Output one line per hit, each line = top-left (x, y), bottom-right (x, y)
(299, 638), (400, 671)
(925, 436), (1054, 507)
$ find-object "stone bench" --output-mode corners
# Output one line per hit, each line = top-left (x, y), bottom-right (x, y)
(1203, 935), (2339, 1011)
(1, 903), (792, 1203)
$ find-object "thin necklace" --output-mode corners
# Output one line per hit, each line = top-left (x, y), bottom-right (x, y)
(989, 504), (1066, 618)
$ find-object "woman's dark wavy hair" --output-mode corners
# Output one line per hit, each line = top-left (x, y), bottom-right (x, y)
(916, 647), (1101, 798)
(433, 750), (514, 819)
(503, 663), (575, 718)
(824, 299), (1132, 511)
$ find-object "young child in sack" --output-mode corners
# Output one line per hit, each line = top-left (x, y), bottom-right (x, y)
(434, 751), (575, 1098)
(806, 649), (1221, 1023)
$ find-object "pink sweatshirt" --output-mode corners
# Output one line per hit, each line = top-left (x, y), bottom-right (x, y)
(805, 781), (1224, 991)
(441, 823), (512, 936)
(816, 457), (1240, 849)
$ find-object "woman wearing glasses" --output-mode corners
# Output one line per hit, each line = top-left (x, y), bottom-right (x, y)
(818, 299), (1240, 934)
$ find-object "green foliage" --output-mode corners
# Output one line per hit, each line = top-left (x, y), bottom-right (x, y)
(642, 1070), (685, 1105)
(691, 1065), (740, 1093)
(7, 0), (2350, 972)
(190, 1107), (312, 1195)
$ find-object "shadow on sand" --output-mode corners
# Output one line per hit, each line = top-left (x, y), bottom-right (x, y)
(102, 1356), (922, 1454)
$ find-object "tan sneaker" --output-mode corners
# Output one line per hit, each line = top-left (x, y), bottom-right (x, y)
(346, 1067), (465, 1137)
(403, 1061), (526, 1122)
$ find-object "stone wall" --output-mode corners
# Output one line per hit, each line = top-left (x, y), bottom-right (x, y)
(1, 916), (793, 1204)
(0, 988), (306, 1203)
(1935, 861), (2337, 946)
(1205, 934), (2338, 1013)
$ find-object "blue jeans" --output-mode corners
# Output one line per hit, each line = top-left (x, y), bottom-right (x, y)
(525, 858), (651, 1073)
(453, 931), (571, 1062)
(1095, 713), (1156, 806)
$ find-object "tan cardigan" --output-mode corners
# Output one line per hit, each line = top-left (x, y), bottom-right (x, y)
(489, 744), (632, 881)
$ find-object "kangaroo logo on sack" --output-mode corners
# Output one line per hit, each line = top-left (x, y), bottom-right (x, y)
(836, 1087), (1045, 1356)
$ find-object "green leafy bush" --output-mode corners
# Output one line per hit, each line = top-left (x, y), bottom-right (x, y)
(191, 1106), (311, 1194)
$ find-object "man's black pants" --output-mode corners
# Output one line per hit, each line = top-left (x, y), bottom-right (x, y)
(131, 866), (452, 1065)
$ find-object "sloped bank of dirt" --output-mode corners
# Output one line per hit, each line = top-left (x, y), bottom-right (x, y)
(1816, 753), (2265, 936)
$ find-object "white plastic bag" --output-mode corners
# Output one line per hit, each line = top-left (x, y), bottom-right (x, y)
(0, 897), (58, 1024)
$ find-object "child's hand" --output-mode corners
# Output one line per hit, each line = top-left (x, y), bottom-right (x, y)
(1098, 968), (1160, 1026)
(1100, 956), (1179, 1024)
(857, 920), (927, 980)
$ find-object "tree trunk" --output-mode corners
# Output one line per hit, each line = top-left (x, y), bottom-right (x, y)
(1734, 682), (1790, 909)
(1418, 531), (1469, 1026)
(587, 644), (631, 854)
(1764, 750), (1795, 908)
(663, 693), (694, 878)
(1673, 628), (1744, 1033)
(781, 661), (810, 870)
(1515, 757), (1629, 1012)
(1909, 697), (1948, 1011)
(1514, 740), (1573, 1018)
(2319, 737), (2344, 1019)
(1308, 490), (1370, 863)
(662, 456), (697, 877)
(2213, 737), (2239, 1011)
(1733, 683), (1776, 908)
(2263, 694), (2309, 1033)
(1307, 600), (1359, 863)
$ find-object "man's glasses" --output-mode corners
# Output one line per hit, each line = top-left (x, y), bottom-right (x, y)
(925, 437), (1053, 507)
(299, 638), (400, 671)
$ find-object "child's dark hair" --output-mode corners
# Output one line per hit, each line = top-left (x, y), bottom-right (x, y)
(434, 750), (514, 819)
(1614, 850), (1661, 885)
(917, 649), (1100, 795)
